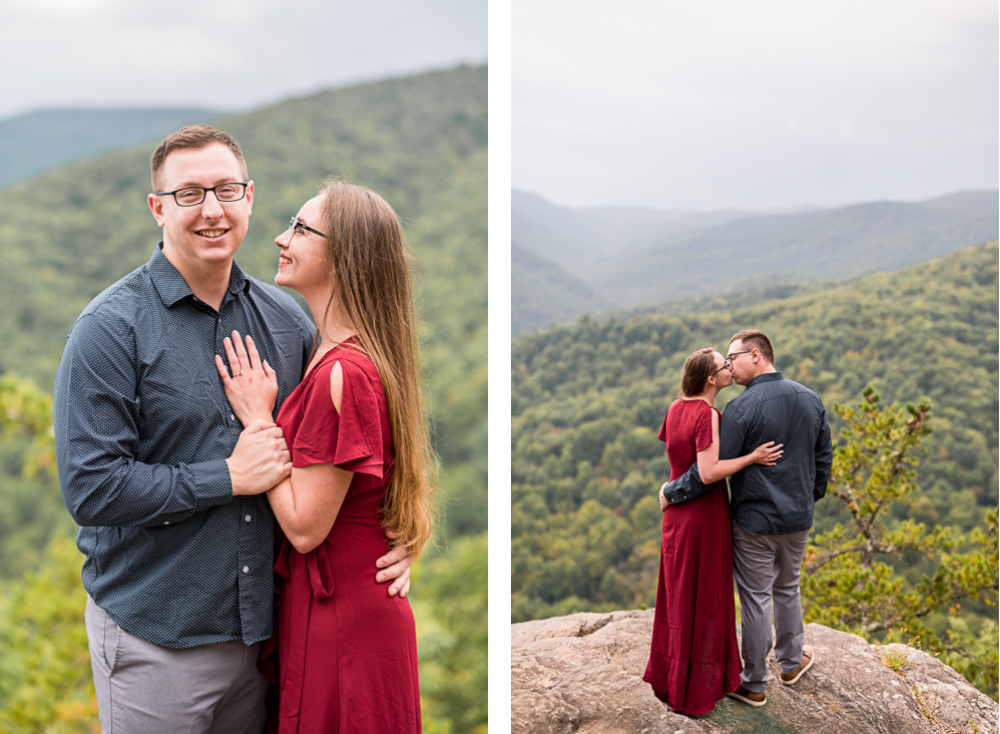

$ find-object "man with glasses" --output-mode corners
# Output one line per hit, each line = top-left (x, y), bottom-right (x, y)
(54, 125), (411, 733)
(720, 330), (832, 707)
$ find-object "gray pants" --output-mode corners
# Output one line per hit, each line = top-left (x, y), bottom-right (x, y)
(731, 523), (809, 693)
(85, 596), (268, 734)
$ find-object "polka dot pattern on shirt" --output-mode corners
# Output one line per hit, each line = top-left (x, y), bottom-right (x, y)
(55, 244), (315, 649)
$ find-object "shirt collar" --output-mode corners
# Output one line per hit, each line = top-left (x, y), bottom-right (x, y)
(148, 243), (249, 307)
(747, 371), (784, 389)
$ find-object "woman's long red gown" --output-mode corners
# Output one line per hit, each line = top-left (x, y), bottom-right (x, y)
(642, 398), (742, 715)
(260, 343), (421, 733)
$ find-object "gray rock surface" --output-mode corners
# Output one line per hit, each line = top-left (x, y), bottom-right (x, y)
(511, 610), (998, 734)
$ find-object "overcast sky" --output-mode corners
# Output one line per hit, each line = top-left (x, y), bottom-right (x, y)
(513, 0), (998, 210)
(0, 0), (486, 120)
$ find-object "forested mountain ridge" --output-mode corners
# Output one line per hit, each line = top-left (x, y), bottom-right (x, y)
(512, 242), (997, 631)
(0, 66), (486, 731)
(511, 189), (998, 331)
(0, 108), (220, 189)
(512, 244), (611, 335)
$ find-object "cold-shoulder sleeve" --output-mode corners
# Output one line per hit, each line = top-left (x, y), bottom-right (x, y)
(290, 355), (387, 478)
(693, 404), (716, 453)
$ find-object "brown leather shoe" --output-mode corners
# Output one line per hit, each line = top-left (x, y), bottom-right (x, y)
(780, 645), (816, 685)
(726, 685), (767, 707)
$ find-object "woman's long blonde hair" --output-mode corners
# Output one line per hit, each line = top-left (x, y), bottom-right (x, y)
(318, 180), (435, 557)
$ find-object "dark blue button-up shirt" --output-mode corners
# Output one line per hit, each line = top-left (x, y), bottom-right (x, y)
(719, 372), (833, 536)
(55, 244), (315, 649)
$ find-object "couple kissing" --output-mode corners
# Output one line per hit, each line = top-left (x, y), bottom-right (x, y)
(643, 330), (833, 714)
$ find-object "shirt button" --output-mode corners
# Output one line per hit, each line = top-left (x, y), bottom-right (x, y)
(245, 515), (252, 522)
(230, 414), (236, 422)
(164, 521), (170, 525)
(243, 566), (249, 573)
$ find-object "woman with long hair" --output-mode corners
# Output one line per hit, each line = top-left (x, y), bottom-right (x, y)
(217, 180), (433, 732)
(642, 347), (780, 715)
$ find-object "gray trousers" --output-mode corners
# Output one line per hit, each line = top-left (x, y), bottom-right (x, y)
(85, 596), (268, 734)
(731, 522), (809, 693)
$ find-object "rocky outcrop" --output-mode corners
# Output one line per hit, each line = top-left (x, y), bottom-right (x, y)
(511, 610), (998, 734)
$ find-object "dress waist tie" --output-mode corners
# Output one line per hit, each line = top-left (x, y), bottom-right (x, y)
(277, 538), (336, 726)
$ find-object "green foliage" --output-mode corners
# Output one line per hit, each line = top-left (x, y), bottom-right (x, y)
(874, 645), (912, 675)
(0, 376), (72, 580)
(412, 533), (488, 734)
(801, 389), (998, 699)
(938, 616), (999, 700)
(0, 373), (56, 473)
(0, 537), (98, 734)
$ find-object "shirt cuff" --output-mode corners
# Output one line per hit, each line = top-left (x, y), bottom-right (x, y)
(189, 459), (235, 510)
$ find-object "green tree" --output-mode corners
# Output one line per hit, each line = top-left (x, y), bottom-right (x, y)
(0, 536), (98, 733)
(0, 377), (98, 730)
(938, 616), (999, 700)
(413, 532), (488, 734)
(801, 388), (999, 697)
(0, 374), (55, 473)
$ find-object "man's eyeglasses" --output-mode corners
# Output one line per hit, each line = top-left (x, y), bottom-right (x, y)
(288, 217), (329, 240)
(727, 349), (753, 363)
(155, 182), (249, 207)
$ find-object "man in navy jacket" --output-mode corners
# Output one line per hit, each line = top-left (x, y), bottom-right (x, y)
(720, 330), (832, 706)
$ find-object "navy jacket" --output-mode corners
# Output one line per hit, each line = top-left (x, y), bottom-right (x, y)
(719, 372), (832, 535)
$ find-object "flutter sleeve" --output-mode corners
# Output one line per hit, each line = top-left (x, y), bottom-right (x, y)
(290, 355), (387, 478)
(656, 400), (676, 443)
(693, 404), (715, 453)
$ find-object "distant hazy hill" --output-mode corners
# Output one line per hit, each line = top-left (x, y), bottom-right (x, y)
(512, 189), (999, 331)
(512, 189), (748, 278)
(592, 190), (1000, 306)
(0, 65), (487, 538)
(512, 244), (611, 335)
(512, 190), (623, 273)
(0, 108), (220, 188)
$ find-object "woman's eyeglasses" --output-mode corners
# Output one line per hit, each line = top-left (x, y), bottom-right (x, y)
(288, 216), (329, 240)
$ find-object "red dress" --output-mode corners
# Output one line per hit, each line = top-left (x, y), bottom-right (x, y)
(260, 343), (421, 734)
(642, 399), (742, 715)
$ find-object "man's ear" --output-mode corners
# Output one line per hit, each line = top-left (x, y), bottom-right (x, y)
(148, 193), (165, 228)
(244, 180), (254, 214)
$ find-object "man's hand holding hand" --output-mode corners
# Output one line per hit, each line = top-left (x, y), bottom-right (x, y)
(228, 419), (292, 496)
(376, 532), (412, 597)
(659, 482), (670, 512)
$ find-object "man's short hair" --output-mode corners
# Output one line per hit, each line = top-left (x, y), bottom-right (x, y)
(730, 329), (774, 364)
(150, 124), (247, 191)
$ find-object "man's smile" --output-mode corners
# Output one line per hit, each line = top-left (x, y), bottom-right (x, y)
(197, 228), (228, 239)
